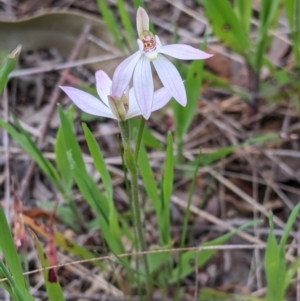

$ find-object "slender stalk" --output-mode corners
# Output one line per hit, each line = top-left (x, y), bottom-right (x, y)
(118, 120), (151, 294)
(176, 137), (183, 163)
(134, 118), (146, 162)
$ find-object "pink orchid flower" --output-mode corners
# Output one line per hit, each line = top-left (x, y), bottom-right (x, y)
(111, 7), (213, 119)
(60, 70), (172, 121)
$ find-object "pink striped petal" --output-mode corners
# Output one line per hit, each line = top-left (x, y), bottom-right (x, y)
(111, 51), (142, 98)
(136, 7), (149, 36)
(60, 86), (116, 119)
(127, 87), (172, 119)
(127, 88), (141, 118)
(159, 44), (213, 60)
(95, 70), (111, 106)
(153, 54), (187, 106)
(152, 87), (172, 111)
(133, 55), (154, 120)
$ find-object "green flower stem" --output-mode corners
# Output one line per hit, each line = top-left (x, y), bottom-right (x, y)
(134, 118), (146, 162)
(118, 120), (150, 282)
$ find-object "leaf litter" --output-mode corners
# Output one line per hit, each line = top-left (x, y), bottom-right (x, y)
(0, 0), (300, 300)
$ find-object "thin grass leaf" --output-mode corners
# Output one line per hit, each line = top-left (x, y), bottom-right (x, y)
(0, 267), (16, 298)
(0, 208), (34, 301)
(116, 0), (135, 47)
(254, 0), (281, 71)
(83, 123), (113, 199)
(197, 0), (250, 57)
(54, 107), (76, 191)
(200, 287), (262, 301)
(139, 142), (171, 246)
(160, 132), (173, 245)
(174, 45), (205, 142)
(31, 231), (66, 301)
(0, 45), (21, 94)
(57, 106), (87, 173)
(59, 109), (109, 215)
(96, 0), (123, 49)
(265, 213), (285, 301)
(279, 203), (300, 251)
(285, 257), (300, 292)
(132, 0), (144, 10)
(0, 262), (27, 301)
(285, 0), (300, 68)
(138, 143), (160, 214)
(55, 125), (72, 190)
(234, 0), (252, 32)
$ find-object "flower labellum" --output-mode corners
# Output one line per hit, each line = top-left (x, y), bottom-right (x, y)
(60, 70), (172, 121)
(111, 7), (213, 119)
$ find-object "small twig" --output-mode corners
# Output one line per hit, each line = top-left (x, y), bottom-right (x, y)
(1, 244), (299, 282)
(19, 23), (92, 200)
(10, 54), (122, 78)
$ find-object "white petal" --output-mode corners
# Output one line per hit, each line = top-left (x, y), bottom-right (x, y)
(111, 51), (142, 98)
(95, 70), (111, 106)
(136, 7), (149, 36)
(159, 44), (213, 60)
(152, 87), (172, 112)
(126, 88), (142, 119)
(60, 86), (116, 119)
(152, 54), (187, 106)
(133, 55), (154, 120)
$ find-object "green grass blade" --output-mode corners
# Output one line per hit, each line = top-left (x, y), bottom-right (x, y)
(83, 123), (113, 199)
(197, 0), (250, 56)
(0, 267), (16, 299)
(200, 287), (262, 301)
(0, 208), (34, 301)
(175, 52), (205, 141)
(59, 108), (109, 216)
(57, 106), (87, 173)
(254, 0), (280, 71)
(116, 0), (135, 47)
(0, 262), (26, 301)
(55, 125), (72, 190)
(132, 0), (144, 10)
(279, 203), (300, 251)
(234, 0), (252, 32)
(0, 45), (21, 94)
(96, 0), (123, 49)
(31, 231), (66, 301)
(285, 257), (300, 292)
(138, 143), (160, 214)
(139, 142), (169, 245)
(265, 213), (285, 301)
(285, 0), (300, 68)
(160, 132), (173, 245)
